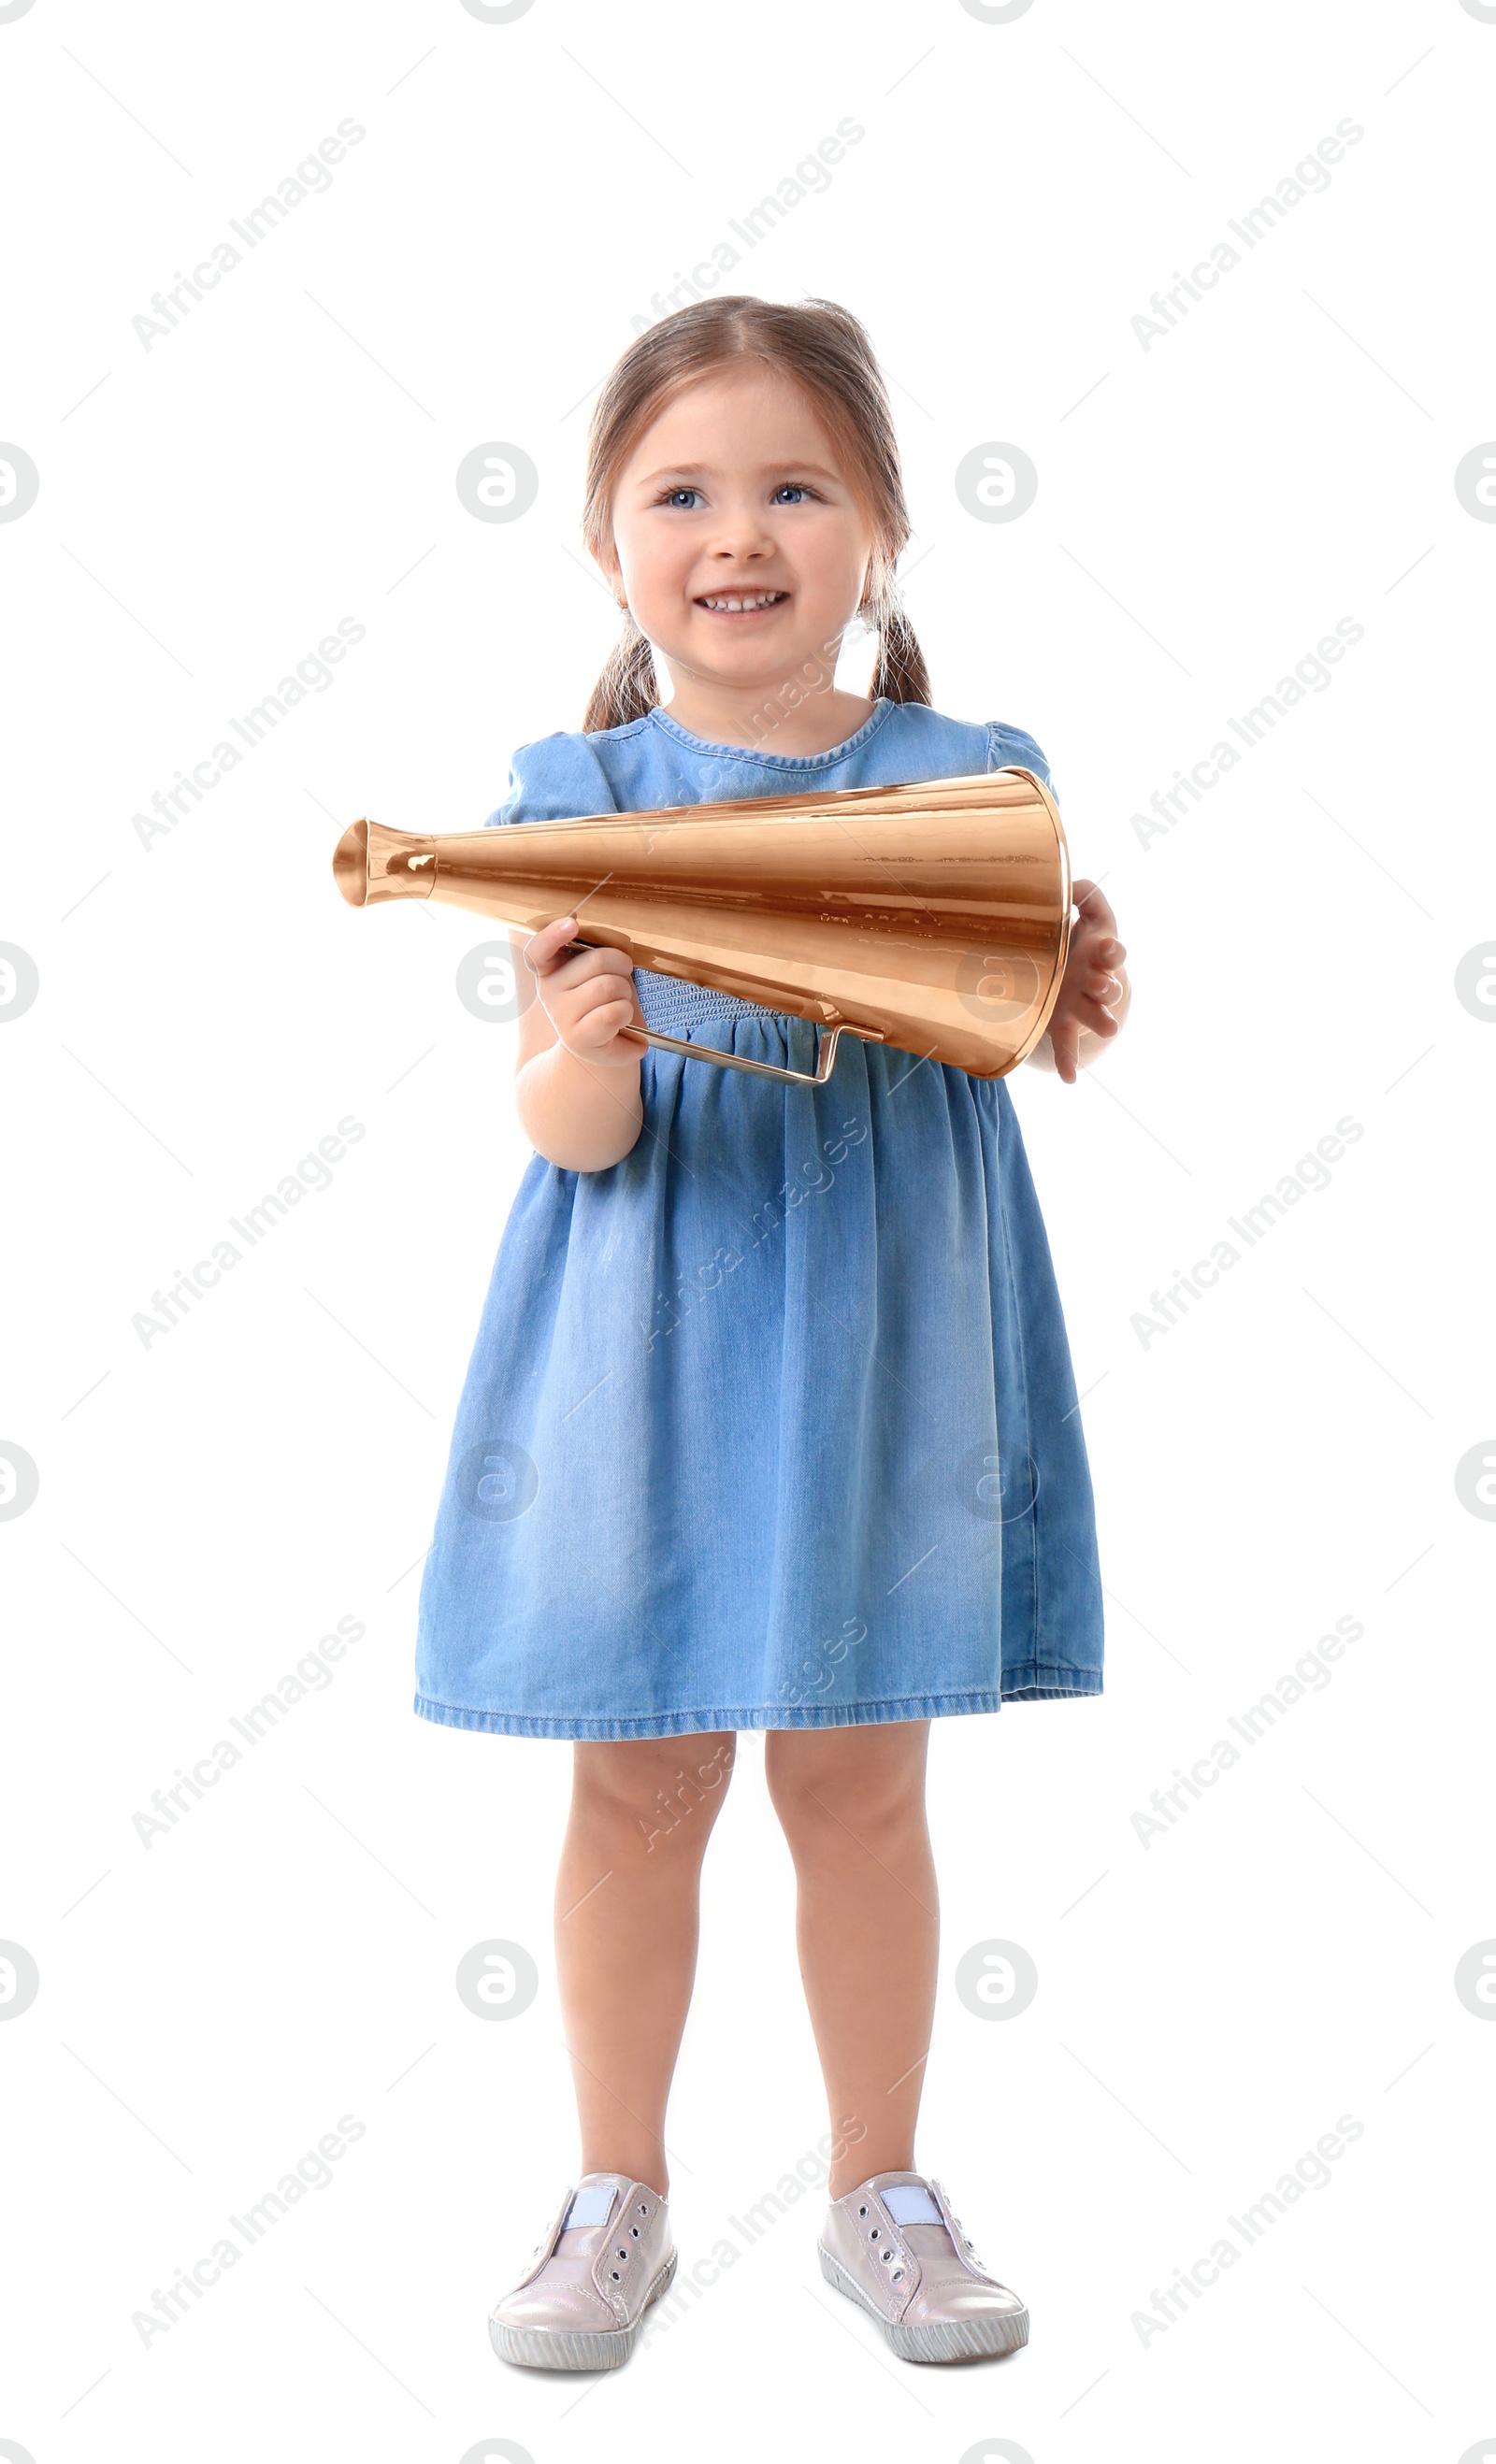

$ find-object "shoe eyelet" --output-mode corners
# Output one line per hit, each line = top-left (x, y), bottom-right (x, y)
(610, 2269), (621, 2281)
(630, 2225), (640, 2237)
(892, 2268), (905, 2282)
(868, 2225), (879, 2241)
(881, 2248), (894, 2263)
(857, 2204), (868, 2217)
(617, 2246), (629, 2259)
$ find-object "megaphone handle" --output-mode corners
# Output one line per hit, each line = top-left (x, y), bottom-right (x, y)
(553, 932), (875, 1082)
(618, 1020), (884, 1086)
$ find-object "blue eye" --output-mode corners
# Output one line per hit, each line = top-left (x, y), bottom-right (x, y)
(663, 488), (701, 509)
(773, 484), (808, 504)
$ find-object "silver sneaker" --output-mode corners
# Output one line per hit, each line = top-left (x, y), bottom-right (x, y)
(489, 2171), (677, 2370)
(818, 2169), (1029, 2362)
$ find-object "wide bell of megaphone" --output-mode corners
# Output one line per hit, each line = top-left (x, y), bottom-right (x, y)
(331, 766), (1072, 1085)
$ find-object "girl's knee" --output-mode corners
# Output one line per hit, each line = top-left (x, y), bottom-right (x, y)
(573, 1732), (737, 1844)
(764, 1722), (928, 1846)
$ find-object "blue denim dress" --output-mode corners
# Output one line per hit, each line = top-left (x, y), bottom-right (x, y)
(413, 697), (1104, 1738)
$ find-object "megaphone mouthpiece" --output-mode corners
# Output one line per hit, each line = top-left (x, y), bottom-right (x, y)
(332, 819), (369, 907)
(332, 818), (439, 908)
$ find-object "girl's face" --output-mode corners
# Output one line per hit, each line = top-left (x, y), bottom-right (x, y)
(599, 362), (876, 704)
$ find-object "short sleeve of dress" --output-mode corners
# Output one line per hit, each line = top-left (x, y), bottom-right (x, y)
(985, 720), (1055, 804)
(483, 730), (621, 828)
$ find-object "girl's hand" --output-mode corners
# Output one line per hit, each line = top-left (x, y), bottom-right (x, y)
(1028, 880), (1129, 1084)
(521, 916), (648, 1067)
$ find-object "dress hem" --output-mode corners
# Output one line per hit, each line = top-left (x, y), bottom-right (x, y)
(412, 1668), (1101, 1739)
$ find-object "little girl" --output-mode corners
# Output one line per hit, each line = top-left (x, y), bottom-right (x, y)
(414, 296), (1130, 2371)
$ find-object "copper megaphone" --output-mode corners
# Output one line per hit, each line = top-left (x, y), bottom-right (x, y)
(331, 767), (1072, 1085)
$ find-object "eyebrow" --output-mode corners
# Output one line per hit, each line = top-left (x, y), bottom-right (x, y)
(635, 460), (845, 486)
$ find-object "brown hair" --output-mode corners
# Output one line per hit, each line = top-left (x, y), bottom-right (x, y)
(581, 295), (931, 733)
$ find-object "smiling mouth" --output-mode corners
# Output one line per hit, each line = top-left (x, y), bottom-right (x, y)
(695, 590), (789, 616)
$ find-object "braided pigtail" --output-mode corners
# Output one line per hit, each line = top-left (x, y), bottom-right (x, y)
(870, 600), (931, 706)
(583, 609), (659, 733)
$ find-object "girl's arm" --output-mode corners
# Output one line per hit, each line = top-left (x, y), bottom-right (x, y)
(511, 917), (647, 1172)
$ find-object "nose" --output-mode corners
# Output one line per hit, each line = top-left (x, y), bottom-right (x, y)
(703, 496), (776, 564)
(707, 537), (771, 566)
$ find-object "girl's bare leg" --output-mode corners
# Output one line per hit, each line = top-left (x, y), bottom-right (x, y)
(554, 1730), (736, 2196)
(763, 1719), (937, 2199)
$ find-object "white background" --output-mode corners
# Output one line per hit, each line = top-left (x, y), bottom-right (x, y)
(2, 0), (1493, 2458)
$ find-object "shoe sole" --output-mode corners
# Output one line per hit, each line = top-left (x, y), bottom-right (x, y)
(489, 2248), (678, 2371)
(817, 2244), (1029, 2363)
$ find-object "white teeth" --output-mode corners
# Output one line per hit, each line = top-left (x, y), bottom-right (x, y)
(700, 591), (784, 611)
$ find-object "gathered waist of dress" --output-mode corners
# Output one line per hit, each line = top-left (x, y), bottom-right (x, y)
(632, 965), (789, 1037)
(628, 968), (1014, 1103)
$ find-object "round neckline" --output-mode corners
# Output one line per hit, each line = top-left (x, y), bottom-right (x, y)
(645, 696), (895, 770)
